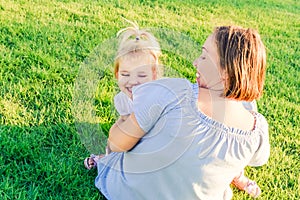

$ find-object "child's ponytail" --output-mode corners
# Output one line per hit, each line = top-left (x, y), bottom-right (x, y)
(114, 19), (162, 77)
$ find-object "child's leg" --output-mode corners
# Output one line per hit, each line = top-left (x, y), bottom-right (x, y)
(231, 170), (261, 198)
(84, 141), (111, 170)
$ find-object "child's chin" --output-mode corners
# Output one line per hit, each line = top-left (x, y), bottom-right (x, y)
(125, 92), (133, 99)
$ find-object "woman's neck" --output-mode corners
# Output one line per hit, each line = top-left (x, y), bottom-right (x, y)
(197, 87), (255, 131)
(197, 87), (230, 118)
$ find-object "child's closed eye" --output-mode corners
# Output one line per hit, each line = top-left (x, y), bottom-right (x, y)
(121, 73), (130, 77)
(138, 74), (148, 78)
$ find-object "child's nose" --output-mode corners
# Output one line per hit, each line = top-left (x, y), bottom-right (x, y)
(128, 77), (138, 85)
(193, 58), (199, 67)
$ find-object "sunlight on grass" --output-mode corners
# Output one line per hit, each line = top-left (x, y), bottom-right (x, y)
(0, 99), (33, 126)
(0, 0), (299, 199)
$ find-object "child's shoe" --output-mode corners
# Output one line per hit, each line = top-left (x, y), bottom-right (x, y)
(243, 180), (261, 198)
(84, 154), (104, 170)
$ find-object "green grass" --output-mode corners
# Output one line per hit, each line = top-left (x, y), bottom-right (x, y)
(0, 0), (299, 199)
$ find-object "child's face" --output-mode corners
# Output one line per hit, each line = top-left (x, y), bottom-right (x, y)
(193, 34), (224, 91)
(117, 53), (156, 99)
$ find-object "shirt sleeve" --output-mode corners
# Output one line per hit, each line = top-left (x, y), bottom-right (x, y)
(132, 81), (178, 133)
(248, 115), (270, 166)
(114, 92), (133, 116)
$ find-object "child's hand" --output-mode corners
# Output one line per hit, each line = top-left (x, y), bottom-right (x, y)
(120, 115), (130, 121)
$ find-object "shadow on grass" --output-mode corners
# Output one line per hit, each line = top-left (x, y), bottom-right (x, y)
(0, 123), (107, 200)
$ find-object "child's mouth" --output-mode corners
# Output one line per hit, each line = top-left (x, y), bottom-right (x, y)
(126, 87), (132, 93)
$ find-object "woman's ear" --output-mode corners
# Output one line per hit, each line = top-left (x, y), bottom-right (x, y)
(221, 69), (228, 81)
(220, 69), (227, 83)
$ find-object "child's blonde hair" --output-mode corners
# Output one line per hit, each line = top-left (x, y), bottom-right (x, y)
(214, 26), (267, 101)
(114, 20), (162, 78)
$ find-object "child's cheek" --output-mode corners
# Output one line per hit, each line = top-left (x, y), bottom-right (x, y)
(118, 77), (127, 84)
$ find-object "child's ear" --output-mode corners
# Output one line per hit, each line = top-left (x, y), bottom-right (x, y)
(115, 72), (119, 79)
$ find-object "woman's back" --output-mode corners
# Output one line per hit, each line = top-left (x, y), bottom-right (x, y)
(96, 78), (269, 200)
(197, 87), (256, 131)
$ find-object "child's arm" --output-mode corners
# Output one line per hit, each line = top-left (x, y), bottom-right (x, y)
(106, 93), (135, 153)
(108, 113), (145, 152)
(105, 115), (129, 155)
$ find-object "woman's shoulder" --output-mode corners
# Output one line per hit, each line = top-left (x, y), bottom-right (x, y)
(134, 78), (193, 96)
(143, 77), (191, 86)
(196, 108), (268, 138)
(253, 112), (268, 134)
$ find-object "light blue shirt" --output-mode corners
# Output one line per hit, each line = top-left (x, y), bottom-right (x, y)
(95, 78), (270, 200)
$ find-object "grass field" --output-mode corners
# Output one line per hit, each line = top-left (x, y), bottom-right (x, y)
(0, 0), (299, 199)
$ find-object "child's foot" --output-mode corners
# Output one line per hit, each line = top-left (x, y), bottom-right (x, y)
(232, 173), (261, 198)
(243, 180), (261, 198)
(84, 154), (104, 170)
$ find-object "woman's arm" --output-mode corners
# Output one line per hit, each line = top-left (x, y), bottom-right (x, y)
(108, 113), (145, 152)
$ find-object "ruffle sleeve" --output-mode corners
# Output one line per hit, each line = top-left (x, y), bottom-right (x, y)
(248, 114), (270, 166)
(114, 92), (133, 116)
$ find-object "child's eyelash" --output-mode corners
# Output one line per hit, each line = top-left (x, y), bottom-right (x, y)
(138, 75), (147, 78)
